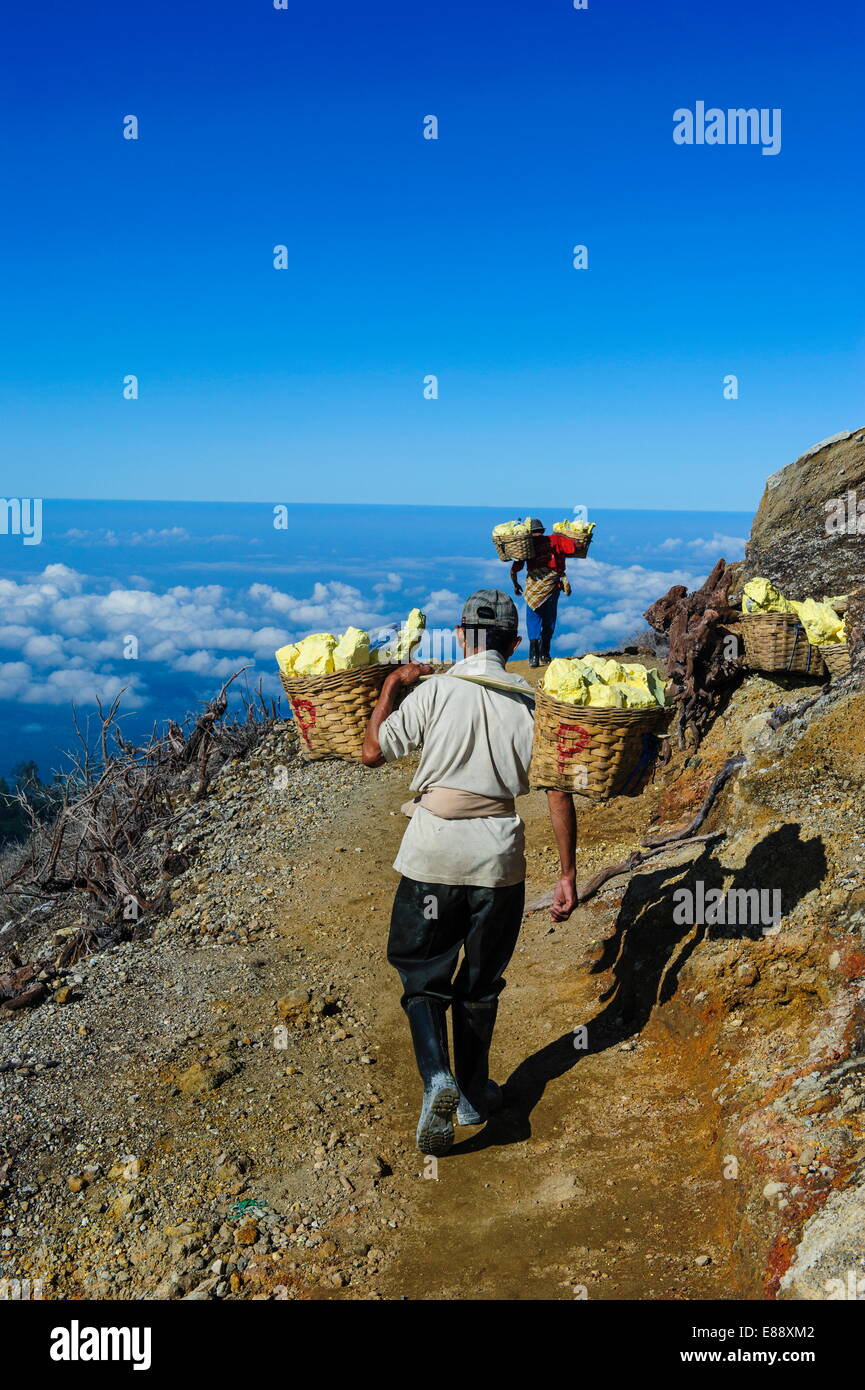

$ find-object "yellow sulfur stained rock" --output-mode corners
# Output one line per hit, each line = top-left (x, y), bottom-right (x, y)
(552, 519), (595, 537)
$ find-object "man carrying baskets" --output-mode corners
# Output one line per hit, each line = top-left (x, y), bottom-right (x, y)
(362, 589), (578, 1157)
(510, 518), (580, 668)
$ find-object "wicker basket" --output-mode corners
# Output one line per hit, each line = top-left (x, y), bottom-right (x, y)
(553, 524), (594, 559)
(529, 689), (668, 801)
(740, 612), (826, 676)
(280, 663), (399, 761)
(818, 642), (851, 679)
(492, 530), (535, 562)
(568, 531), (593, 559)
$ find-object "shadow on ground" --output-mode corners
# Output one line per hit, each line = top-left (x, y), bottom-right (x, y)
(448, 823), (826, 1157)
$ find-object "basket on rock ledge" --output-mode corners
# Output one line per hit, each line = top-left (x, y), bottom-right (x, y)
(492, 530), (535, 562)
(281, 663), (399, 762)
(529, 689), (669, 801)
(740, 612), (826, 677)
(818, 643), (851, 680)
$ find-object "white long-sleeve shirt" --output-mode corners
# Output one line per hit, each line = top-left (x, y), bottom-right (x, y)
(377, 651), (535, 887)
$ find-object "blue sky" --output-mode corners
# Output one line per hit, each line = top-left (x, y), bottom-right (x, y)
(1, 0), (863, 509)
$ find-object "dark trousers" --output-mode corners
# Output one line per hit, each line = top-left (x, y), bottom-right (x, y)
(387, 876), (525, 1009)
(525, 587), (559, 646)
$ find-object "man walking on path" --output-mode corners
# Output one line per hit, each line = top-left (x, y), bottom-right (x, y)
(362, 589), (577, 1156)
(510, 518), (582, 667)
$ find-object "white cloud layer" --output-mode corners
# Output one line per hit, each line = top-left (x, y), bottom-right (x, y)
(0, 556), (712, 716)
(659, 532), (746, 560)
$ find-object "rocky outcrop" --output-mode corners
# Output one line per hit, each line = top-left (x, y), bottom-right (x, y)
(657, 676), (865, 1299)
(743, 428), (865, 602)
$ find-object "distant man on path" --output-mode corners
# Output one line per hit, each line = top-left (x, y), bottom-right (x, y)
(362, 589), (577, 1156)
(510, 518), (581, 667)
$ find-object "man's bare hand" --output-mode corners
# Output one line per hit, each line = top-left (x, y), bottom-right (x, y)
(513, 582), (523, 596)
(385, 661), (433, 690)
(550, 872), (578, 922)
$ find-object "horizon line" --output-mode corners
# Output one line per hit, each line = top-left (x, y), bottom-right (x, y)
(32, 498), (757, 516)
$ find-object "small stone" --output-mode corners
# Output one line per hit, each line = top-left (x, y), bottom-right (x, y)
(234, 1219), (259, 1246)
(763, 1181), (786, 1200)
(276, 990), (311, 1020)
(107, 1193), (134, 1221)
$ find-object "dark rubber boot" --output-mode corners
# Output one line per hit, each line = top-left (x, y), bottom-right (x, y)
(453, 1000), (500, 1125)
(405, 997), (459, 1156)
(529, 640), (541, 668)
(540, 639), (551, 664)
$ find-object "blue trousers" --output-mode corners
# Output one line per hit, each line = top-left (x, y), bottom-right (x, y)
(525, 587), (559, 647)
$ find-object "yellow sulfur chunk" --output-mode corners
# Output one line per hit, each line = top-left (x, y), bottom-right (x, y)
(544, 653), (667, 707)
(493, 518), (534, 539)
(644, 668), (669, 705)
(377, 608), (428, 664)
(545, 658), (581, 696)
(790, 598), (845, 646)
(586, 683), (626, 708)
(333, 626), (371, 671)
(610, 681), (657, 709)
(292, 633), (338, 675)
(582, 655), (627, 684)
(742, 578), (796, 614)
(545, 671), (591, 704)
(552, 519), (595, 537)
(275, 643), (300, 674)
(396, 607), (426, 661)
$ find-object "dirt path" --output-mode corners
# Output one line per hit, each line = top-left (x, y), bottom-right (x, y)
(272, 687), (754, 1301)
(3, 663), (770, 1301)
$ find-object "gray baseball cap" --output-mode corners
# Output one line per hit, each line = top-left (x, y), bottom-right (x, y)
(461, 589), (519, 631)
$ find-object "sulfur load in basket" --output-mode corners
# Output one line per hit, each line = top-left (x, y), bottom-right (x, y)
(551, 518), (595, 558)
(530, 654), (669, 799)
(275, 610), (425, 761)
(491, 518), (536, 562)
(739, 579), (845, 677)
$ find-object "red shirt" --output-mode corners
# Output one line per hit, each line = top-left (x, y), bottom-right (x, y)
(511, 532), (578, 575)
